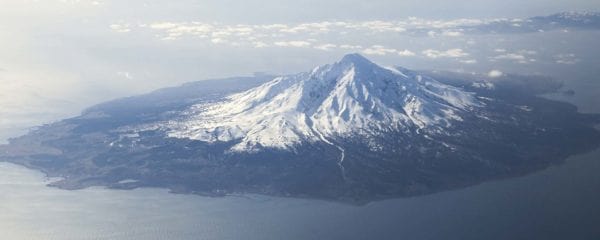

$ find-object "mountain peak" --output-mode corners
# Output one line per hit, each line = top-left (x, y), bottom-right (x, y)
(165, 54), (482, 152)
(338, 53), (375, 67)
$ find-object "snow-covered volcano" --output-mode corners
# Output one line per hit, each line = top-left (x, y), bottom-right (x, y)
(4, 53), (599, 202)
(166, 54), (481, 151)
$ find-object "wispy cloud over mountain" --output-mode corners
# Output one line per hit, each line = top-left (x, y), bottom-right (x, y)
(104, 12), (599, 62)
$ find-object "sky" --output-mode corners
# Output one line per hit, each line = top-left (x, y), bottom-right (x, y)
(1, 0), (600, 142)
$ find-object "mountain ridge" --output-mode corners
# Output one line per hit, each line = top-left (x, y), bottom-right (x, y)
(160, 54), (481, 152)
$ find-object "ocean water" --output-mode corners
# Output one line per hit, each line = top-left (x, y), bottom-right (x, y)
(2, 147), (599, 240)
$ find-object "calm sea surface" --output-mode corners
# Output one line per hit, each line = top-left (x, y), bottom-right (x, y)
(2, 148), (599, 240)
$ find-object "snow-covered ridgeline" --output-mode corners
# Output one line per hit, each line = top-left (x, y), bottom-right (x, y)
(165, 54), (481, 151)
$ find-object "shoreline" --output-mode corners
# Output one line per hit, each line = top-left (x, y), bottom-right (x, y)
(3, 141), (600, 206)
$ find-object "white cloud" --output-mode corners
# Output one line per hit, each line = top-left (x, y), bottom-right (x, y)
(135, 15), (556, 46)
(109, 24), (131, 33)
(211, 38), (226, 44)
(441, 30), (463, 37)
(117, 71), (133, 80)
(554, 53), (580, 64)
(356, 21), (406, 33)
(491, 51), (537, 64)
(361, 46), (415, 57)
(279, 22), (335, 34)
(314, 44), (336, 51)
(397, 49), (416, 57)
(274, 41), (311, 47)
(136, 17), (504, 49)
(460, 59), (478, 64)
(488, 70), (503, 78)
(149, 22), (179, 30)
(422, 48), (468, 58)
(407, 18), (487, 29)
(362, 45), (397, 56)
(260, 24), (289, 30)
(339, 44), (362, 50)
(120, 18), (550, 61)
(252, 41), (268, 48)
(492, 53), (526, 61)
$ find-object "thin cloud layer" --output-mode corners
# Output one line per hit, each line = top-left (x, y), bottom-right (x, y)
(111, 17), (525, 49)
(488, 70), (503, 77)
(104, 15), (595, 66)
(360, 45), (416, 56)
(422, 48), (469, 58)
(491, 50), (537, 64)
(554, 53), (581, 64)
